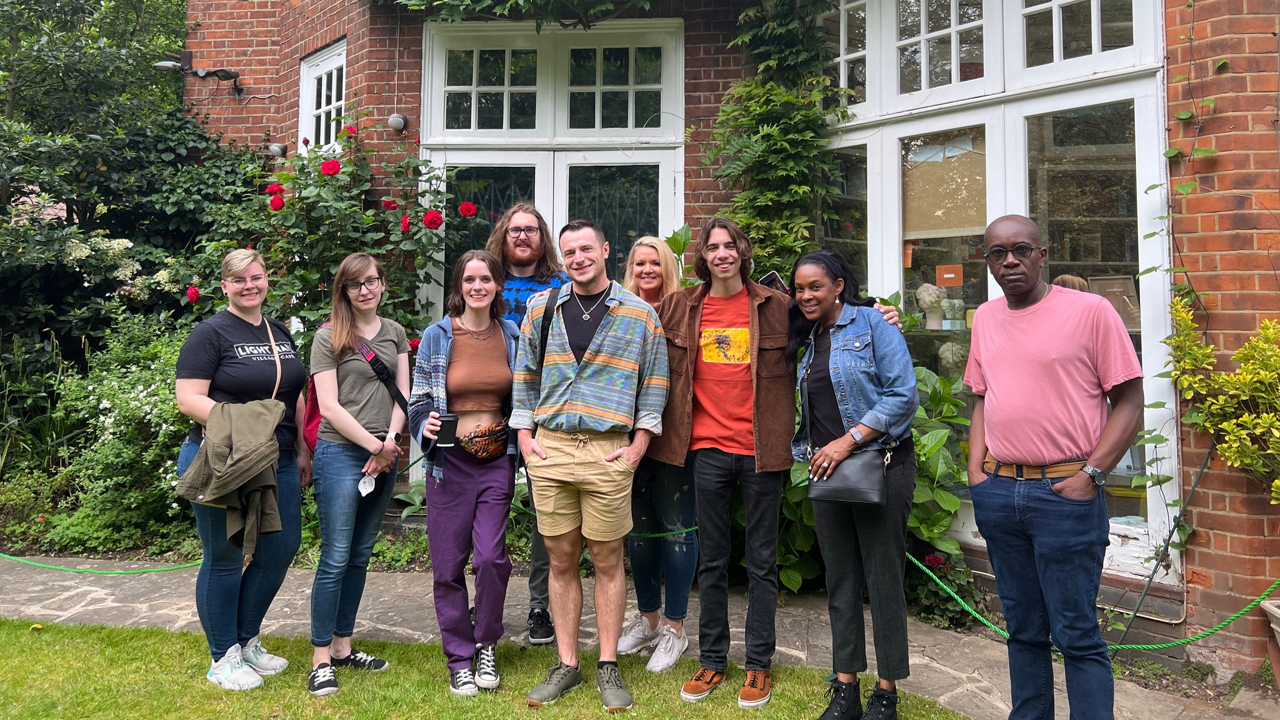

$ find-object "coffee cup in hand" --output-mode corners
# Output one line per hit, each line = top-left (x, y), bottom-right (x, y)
(436, 413), (459, 447)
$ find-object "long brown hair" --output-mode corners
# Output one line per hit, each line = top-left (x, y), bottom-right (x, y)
(446, 249), (507, 323)
(692, 216), (754, 285)
(484, 203), (564, 283)
(329, 253), (384, 356)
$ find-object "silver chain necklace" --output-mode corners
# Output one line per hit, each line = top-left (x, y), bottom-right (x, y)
(573, 289), (607, 321)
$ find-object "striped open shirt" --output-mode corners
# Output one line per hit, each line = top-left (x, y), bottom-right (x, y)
(510, 281), (669, 435)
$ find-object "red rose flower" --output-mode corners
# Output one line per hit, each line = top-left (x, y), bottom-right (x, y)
(269, 194), (285, 211)
(400, 214), (412, 233)
(38, 514), (45, 522)
(458, 201), (477, 217)
(320, 159), (342, 176)
(187, 286), (200, 304)
(383, 199), (400, 211)
(246, 244), (254, 250)
(265, 183), (285, 195)
(302, 137), (310, 147)
(423, 210), (444, 230)
(408, 338), (421, 354)
(343, 124), (357, 136)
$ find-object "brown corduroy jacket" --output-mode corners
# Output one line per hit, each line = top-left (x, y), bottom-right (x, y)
(646, 280), (797, 473)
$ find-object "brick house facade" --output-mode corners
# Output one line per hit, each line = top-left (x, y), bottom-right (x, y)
(181, 0), (1280, 676)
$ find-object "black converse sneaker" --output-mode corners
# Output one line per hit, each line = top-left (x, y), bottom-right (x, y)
(475, 644), (500, 690)
(528, 608), (555, 645)
(331, 649), (389, 672)
(307, 663), (338, 697)
(450, 667), (479, 697)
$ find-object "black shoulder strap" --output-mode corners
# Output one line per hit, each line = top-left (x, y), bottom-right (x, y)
(356, 337), (409, 418)
(536, 285), (562, 372)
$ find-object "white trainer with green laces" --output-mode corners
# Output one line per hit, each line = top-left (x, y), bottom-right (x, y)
(242, 635), (289, 676)
(207, 644), (263, 691)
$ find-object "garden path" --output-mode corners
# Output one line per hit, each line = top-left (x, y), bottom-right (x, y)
(0, 556), (1262, 719)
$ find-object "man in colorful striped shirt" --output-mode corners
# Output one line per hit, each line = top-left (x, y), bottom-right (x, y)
(512, 219), (669, 713)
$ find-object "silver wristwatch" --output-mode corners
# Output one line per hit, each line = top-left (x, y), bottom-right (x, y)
(849, 427), (864, 445)
(1082, 465), (1107, 487)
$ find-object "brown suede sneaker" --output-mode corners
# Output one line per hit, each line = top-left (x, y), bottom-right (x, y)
(738, 669), (772, 709)
(680, 667), (726, 703)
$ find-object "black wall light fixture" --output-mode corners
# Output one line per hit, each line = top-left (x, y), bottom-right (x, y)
(154, 52), (245, 100)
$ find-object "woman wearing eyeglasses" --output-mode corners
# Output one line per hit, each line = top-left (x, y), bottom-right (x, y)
(174, 248), (309, 691)
(306, 252), (410, 696)
(408, 249), (522, 697)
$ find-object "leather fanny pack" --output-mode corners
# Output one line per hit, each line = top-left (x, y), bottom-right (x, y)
(983, 452), (1084, 480)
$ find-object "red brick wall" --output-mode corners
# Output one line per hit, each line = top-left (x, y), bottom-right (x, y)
(1166, 0), (1280, 673)
(183, 1), (743, 230)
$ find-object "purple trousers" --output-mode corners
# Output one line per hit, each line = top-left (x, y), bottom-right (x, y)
(427, 447), (515, 671)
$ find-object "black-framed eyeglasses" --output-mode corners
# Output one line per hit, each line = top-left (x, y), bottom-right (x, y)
(342, 276), (385, 295)
(984, 243), (1039, 264)
(507, 226), (541, 238)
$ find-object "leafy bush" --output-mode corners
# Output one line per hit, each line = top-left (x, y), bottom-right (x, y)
(41, 316), (194, 553)
(908, 368), (971, 556)
(1166, 296), (1280, 501)
(906, 553), (986, 630)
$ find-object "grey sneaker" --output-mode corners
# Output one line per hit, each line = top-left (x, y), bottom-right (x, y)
(241, 635), (288, 676)
(206, 644), (263, 691)
(526, 662), (582, 707)
(597, 664), (634, 713)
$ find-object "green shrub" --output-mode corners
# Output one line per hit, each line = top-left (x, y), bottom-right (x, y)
(906, 553), (986, 630)
(42, 316), (193, 553)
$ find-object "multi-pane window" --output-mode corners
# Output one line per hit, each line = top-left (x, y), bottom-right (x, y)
(445, 49), (539, 130)
(568, 46), (663, 130)
(896, 0), (984, 94)
(299, 42), (346, 148)
(824, 2), (868, 105)
(1024, 0), (1133, 67)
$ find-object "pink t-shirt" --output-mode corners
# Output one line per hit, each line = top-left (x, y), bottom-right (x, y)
(964, 285), (1143, 466)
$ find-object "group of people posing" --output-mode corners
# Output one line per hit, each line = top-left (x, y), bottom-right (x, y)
(174, 204), (1143, 720)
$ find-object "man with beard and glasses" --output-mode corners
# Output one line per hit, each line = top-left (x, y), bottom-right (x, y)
(482, 203), (568, 647)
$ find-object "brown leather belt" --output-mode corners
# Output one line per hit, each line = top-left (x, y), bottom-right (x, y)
(983, 452), (1085, 480)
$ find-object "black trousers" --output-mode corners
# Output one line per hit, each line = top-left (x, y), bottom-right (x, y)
(813, 453), (915, 680)
(694, 448), (785, 672)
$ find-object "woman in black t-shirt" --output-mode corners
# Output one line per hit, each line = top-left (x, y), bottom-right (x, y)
(174, 248), (308, 691)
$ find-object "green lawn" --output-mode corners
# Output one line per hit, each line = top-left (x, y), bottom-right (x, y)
(0, 618), (970, 719)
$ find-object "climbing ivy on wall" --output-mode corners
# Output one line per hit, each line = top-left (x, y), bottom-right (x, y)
(395, 0), (651, 30)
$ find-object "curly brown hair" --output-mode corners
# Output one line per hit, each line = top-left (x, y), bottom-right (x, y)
(691, 217), (753, 284)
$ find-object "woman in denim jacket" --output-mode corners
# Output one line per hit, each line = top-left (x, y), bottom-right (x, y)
(407, 250), (520, 697)
(787, 251), (919, 720)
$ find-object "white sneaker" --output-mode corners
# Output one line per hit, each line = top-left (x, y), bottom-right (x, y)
(207, 644), (264, 691)
(475, 644), (500, 689)
(617, 614), (660, 655)
(242, 635), (289, 676)
(646, 623), (689, 673)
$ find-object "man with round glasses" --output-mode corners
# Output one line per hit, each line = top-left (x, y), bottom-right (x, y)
(964, 214), (1144, 719)
(482, 203), (569, 647)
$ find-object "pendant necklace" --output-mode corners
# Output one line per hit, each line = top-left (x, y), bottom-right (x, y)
(456, 317), (495, 341)
(573, 289), (607, 321)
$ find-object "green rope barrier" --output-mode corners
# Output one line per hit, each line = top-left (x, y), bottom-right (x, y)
(0, 554), (201, 575)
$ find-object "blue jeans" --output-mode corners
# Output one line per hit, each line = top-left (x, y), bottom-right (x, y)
(309, 439), (398, 647)
(970, 472), (1113, 720)
(627, 459), (698, 621)
(179, 439), (302, 661)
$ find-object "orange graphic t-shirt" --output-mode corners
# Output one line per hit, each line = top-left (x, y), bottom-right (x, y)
(690, 287), (755, 455)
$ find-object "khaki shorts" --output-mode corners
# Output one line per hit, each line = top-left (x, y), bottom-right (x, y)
(526, 427), (635, 542)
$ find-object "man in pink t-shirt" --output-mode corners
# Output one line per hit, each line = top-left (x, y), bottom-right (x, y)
(963, 215), (1144, 720)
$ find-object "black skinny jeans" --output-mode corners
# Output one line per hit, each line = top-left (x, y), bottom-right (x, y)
(693, 448), (785, 672)
(813, 453), (916, 680)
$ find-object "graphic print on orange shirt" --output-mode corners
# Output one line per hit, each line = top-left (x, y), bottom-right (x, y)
(701, 328), (749, 364)
(690, 288), (755, 455)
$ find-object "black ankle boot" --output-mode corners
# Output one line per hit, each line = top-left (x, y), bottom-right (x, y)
(862, 685), (899, 720)
(818, 679), (861, 720)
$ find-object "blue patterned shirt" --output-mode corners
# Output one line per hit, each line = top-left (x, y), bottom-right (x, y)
(504, 272), (569, 325)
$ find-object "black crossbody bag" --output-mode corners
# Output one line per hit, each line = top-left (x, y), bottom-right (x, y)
(800, 353), (890, 505)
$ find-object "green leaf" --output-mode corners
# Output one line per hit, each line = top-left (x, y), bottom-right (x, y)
(1191, 147), (1218, 157)
(1215, 58), (1229, 72)
(1145, 183), (1163, 192)
(933, 488), (962, 512)
(931, 536), (961, 556)
(1174, 181), (1199, 195)
(780, 567), (802, 592)
(1174, 110), (1195, 121)
(1164, 148), (1183, 158)
(1200, 98), (1217, 107)
(1136, 266), (1159, 277)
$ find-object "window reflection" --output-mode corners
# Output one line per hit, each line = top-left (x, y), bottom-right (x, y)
(819, 147), (869, 293)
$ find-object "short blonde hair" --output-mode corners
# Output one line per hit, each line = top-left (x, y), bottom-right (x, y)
(1051, 274), (1089, 292)
(622, 236), (682, 302)
(221, 248), (267, 281)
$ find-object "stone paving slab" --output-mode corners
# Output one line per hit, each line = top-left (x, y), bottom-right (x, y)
(0, 556), (1245, 719)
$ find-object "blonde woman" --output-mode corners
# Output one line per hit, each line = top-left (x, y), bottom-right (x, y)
(616, 236), (698, 673)
(174, 248), (309, 690)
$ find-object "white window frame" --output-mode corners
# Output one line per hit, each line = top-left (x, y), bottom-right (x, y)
(1003, 0), (1161, 91)
(422, 19), (684, 146)
(298, 40), (347, 152)
(831, 72), (1179, 584)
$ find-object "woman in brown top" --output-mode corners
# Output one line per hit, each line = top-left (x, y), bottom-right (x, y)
(407, 250), (522, 697)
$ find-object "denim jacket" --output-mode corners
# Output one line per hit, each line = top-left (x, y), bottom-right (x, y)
(408, 316), (521, 480)
(791, 303), (919, 462)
